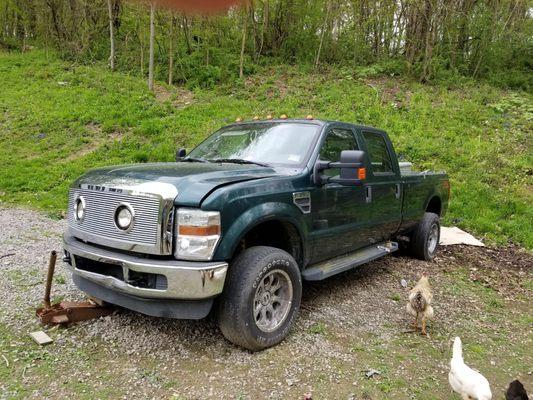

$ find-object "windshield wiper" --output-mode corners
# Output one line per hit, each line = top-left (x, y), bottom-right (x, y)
(210, 158), (270, 167)
(181, 157), (210, 163)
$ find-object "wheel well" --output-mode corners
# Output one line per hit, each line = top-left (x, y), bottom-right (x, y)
(426, 196), (442, 216)
(234, 220), (303, 267)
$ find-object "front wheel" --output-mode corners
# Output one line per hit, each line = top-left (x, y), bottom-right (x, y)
(217, 246), (302, 351)
(410, 212), (440, 261)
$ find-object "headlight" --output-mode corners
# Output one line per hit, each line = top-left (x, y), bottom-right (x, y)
(175, 208), (221, 260)
(74, 196), (85, 222)
(114, 203), (135, 231)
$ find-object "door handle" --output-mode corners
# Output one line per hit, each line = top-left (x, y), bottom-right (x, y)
(395, 183), (401, 199)
(365, 186), (372, 203)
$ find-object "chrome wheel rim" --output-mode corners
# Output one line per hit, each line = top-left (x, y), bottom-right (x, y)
(253, 269), (293, 333)
(427, 223), (439, 254)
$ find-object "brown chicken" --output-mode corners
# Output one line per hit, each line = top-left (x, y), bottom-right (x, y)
(406, 273), (434, 335)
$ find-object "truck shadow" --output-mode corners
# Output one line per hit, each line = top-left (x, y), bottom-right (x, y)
(103, 252), (429, 354)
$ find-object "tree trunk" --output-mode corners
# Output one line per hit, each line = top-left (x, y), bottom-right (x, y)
(257, 0), (268, 60)
(182, 15), (191, 54)
(239, 5), (247, 79)
(248, 2), (258, 58)
(137, 15), (144, 77)
(107, 0), (115, 71)
(315, 1), (331, 68)
(168, 14), (176, 85)
(148, 2), (155, 91)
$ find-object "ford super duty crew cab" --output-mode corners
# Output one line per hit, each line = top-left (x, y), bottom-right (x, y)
(63, 119), (449, 350)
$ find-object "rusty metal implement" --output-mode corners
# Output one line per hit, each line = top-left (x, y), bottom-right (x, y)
(36, 251), (113, 325)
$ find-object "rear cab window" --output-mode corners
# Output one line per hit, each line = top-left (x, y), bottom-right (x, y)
(362, 131), (395, 175)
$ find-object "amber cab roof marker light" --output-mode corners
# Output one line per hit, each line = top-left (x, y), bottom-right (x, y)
(306, 115), (314, 120)
(235, 117), (243, 122)
(266, 114), (273, 120)
(252, 116), (260, 120)
(279, 114), (288, 119)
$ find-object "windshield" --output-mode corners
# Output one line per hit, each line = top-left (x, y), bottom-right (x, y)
(188, 123), (320, 167)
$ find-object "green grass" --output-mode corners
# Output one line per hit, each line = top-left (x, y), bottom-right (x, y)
(308, 322), (328, 335)
(0, 50), (531, 247)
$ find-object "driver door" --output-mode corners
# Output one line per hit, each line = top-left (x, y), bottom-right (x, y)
(309, 125), (371, 263)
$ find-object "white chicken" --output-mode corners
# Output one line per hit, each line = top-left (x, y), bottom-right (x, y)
(449, 337), (492, 400)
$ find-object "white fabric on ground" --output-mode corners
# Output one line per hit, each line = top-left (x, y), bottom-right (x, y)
(440, 226), (485, 247)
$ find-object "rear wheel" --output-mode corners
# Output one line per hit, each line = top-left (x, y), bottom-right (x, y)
(410, 212), (440, 261)
(217, 246), (302, 351)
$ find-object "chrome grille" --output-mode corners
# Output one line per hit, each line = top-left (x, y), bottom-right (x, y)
(68, 188), (162, 252)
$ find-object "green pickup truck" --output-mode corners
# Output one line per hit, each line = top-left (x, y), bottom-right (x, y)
(63, 119), (449, 350)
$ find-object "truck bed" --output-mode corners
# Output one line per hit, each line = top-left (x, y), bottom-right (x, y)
(399, 169), (449, 233)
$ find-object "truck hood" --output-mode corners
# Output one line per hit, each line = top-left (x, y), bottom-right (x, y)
(73, 162), (278, 206)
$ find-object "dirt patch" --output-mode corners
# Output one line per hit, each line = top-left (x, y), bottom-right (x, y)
(63, 123), (124, 162)
(246, 70), (289, 100)
(153, 84), (173, 103)
(154, 84), (194, 109)
(365, 77), (412, 109)
(437, 245), (532, 296)
(172, 87), (194, 108)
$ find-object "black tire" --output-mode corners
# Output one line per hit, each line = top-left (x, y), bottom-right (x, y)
(410, 212), (440, 261)
(217, 246), (302, 351)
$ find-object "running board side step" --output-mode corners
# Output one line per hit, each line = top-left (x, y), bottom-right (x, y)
(302, 241), (399, 281)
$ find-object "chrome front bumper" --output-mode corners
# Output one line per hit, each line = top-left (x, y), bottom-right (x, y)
(63, 234), (228, 300)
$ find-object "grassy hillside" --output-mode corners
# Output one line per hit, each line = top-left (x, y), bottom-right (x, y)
(0, 50), (531, 248)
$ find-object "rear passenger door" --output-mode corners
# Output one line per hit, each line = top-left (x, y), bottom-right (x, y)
(360, 130), (402, 242)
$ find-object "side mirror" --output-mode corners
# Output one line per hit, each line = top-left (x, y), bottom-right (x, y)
(175, 148), (186, 162)
(313, 150), (367, 186)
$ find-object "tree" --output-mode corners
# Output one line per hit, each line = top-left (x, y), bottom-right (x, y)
(239, 3), (247, 79)
(107, 0), (115, 71)
(315, 1), (331, 68)
(0, 0), (530, 87)
(148, 1), (155, 91)
(168, 13), (176, 84)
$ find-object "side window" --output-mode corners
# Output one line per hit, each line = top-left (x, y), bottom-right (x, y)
(320, 128), (358, 177)
(362, 131), (394, 174)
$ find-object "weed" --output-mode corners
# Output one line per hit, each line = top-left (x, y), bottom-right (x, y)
(390, 293), (402, 302)
(308, 322), (327, 335)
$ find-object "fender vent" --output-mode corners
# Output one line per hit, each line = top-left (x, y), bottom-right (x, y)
(293, 191), (311, 214)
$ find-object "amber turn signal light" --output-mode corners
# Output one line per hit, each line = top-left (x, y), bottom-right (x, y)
(358, 168), (366, 180)
(178, 225), (221, 236)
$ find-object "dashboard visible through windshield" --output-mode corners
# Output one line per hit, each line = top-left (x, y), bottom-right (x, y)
(187, 123), (320, 167)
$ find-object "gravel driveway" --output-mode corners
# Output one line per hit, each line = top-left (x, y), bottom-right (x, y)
(1, 206), (531, 400)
